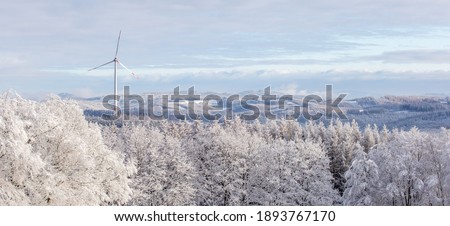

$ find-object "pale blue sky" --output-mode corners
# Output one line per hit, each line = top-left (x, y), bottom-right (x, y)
(1, 0), (450, 98)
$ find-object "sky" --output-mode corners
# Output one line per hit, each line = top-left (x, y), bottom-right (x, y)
(1, 0), (450, 98)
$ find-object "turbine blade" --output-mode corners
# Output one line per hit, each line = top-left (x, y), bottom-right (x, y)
(118, 60), (139, 79)
(115, 30), (121, 58)
(88, 60), (114, 71)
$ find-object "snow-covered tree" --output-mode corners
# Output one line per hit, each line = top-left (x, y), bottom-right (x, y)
(419, 128), (450, 205)
(361, 125), (376, 152)
(369, 127), (442, 205)
(249, 139), (337, 205)
(343, 149), (379, 206)
(124, 124), (196, 206)
(0, 95), (132, 205)
(187, 120), (259, 205)
(324, 120), (360, 195)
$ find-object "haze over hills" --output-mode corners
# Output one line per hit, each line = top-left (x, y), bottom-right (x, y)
(54, 92), (450, 131)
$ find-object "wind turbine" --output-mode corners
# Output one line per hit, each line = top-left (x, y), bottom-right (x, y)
(88, 30), (137, 115)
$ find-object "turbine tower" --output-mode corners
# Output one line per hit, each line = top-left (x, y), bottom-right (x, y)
(88, 30), (136, 115)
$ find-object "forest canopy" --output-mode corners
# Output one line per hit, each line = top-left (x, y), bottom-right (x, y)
(1, 95), (449, 206)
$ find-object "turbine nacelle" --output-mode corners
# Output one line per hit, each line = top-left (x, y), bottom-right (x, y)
(88, 30), (137, 77)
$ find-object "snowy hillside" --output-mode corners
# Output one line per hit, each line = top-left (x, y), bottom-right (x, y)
(1, 95), (450, 206)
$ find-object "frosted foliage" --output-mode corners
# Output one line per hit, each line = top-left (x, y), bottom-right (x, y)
(250, 139), (337, 205)
(121, 124), (196, 206)
(343, 149), (379, 206)
(0, 96), (132, 205)
(186, 121), (258, 206)
(2, 93), (450, 206)
(369, 128), (450, 205)
(183, 120), (338, 206)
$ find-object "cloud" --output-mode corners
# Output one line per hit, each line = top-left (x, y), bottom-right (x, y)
(0, 55), (24, 68)
(364, 49), (450, 64)
(3, 67), (450, 98)
(2, 0), (450, 96)
(276, 84), (299, 95)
